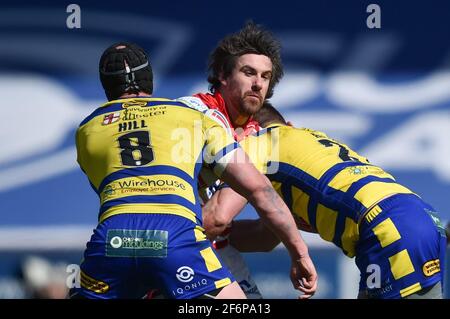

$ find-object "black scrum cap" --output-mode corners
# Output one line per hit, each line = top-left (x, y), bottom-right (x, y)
(99, 42), (153, 101)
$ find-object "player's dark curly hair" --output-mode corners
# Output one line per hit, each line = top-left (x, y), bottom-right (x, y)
(207, 21), (284, 99)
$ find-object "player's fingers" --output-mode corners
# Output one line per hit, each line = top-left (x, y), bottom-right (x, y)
(295, 278), (317, 296)
(300, 277), (313, 288)
(298, 294), (313, 300)
(292, 278), (302, 290)
(297, 283), (315, 294)
(303, 277), (318, 294)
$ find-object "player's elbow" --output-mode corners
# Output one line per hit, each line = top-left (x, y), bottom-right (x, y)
(213, 212), (230, 230)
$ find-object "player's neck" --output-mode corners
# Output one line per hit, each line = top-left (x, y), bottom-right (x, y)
(221, 96), (250, 127)
(231, 113), (250, 127)
(119, 92), (152, 99)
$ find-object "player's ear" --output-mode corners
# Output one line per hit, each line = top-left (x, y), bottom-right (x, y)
(219, 72), (227, 86)
(287, 121), (294, 127)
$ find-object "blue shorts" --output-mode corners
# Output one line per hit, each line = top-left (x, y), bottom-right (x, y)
(70, 213), (235, 299)
(356, 194), (447, 299)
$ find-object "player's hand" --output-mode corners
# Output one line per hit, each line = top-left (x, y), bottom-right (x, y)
(290, 254), (318, 299)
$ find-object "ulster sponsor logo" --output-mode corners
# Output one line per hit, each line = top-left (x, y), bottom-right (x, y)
(121, 108), (166, 121)
(422, 259), (440, 277)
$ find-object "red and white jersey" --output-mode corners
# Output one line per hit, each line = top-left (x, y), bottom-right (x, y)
(194, 92), (262, 141)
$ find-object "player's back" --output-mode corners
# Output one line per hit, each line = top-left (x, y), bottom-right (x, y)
(243, 124), (414, 256)
(76, 97), (234, 224)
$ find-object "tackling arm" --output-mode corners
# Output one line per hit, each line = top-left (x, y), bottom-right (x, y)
(219, 148), (318, 298)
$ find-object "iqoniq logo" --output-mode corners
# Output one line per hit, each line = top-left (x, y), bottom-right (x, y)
(176, 266), (195, 283)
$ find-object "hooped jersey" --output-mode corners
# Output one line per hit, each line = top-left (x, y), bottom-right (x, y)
(240, 124), (414, 257)
(76, 97), (239, 224)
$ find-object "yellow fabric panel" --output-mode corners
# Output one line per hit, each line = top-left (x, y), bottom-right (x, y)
(239, 134), (270, 173)
(274, 128), (333, 180)
(389, 249), (415, 280)
(100, 175), (195, 205)
(372, 218), (402, 248)
(315, 204), (337, 242)
(200, 247), (222, 272)
(194, 225), (207, 242)
(99, 203), (197, 223)
(291, 185), (310, 224)
(400, 283), (422, 298)
(276, 127), (369, 180)
(354, 182), (413, 211)
(341, 217), (359, 257)
(328, 166), (395, 192)
(203, 120), (238, 177)
(215, 278), (231, 289)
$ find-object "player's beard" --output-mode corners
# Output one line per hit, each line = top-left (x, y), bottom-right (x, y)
(239, 93), (263, 117)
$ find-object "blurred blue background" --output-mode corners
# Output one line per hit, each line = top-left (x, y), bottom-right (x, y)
(0, 0), (448, 298)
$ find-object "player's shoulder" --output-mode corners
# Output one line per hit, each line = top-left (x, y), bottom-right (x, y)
(176, 96), (232, 133)
(175, 96), (209, 112)
(295, 127), (330, 139)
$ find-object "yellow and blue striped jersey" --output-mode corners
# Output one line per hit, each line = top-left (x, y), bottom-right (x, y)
(76, 97), (239, 224)
(240, 124), (414, 257)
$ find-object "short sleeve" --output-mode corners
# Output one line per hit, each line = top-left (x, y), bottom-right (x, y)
(202, 116), (240, 177)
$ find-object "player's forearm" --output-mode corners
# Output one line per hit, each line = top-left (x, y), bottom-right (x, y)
(219, 150), (309, 258)
(202, 188), (247, 239)
(249, 185), (309, 259)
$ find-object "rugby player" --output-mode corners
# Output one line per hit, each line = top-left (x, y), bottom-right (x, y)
(204, 102), (447, 299)
(177, 21), (284, 298)
(70, 43), (317, 299)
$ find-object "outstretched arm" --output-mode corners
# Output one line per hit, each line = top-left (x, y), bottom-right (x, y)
(203, 188), (317, 244)
(218, 148), (318, 299)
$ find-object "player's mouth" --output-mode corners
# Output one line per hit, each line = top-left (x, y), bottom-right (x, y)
(245, 93), (262, 102)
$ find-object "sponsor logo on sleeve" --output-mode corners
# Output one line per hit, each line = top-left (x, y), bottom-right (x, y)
(422, 259), (440, 277)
